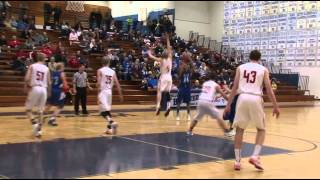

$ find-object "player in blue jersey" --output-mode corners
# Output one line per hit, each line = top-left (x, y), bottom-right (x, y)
(45, 63), (69, 126)
(176, 52), (194, 121)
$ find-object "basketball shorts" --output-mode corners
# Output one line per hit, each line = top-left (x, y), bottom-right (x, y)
(223, 94), (239, 123)
(193, 100), (221, 121)
(159, 74), (172, 92)
(233, 94), (266, 130)
(177, 87), (191, 104)
(25, 86), (47, 112)
(47, 89), (65, 108)
(98, 90), (112, 112)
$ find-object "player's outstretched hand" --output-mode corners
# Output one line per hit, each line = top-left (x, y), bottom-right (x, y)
(273, 107), (280, 119)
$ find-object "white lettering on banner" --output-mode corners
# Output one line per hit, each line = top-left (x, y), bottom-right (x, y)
(170, 92), (227, 107)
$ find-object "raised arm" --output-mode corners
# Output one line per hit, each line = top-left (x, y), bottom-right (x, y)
(263, 69), (280, 118)
(113, 74), (124, 102)
(166, 33), (173, 58)
(147, 49), (162, 62)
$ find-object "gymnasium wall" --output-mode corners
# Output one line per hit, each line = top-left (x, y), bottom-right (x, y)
(174, 1), (211, 40)
(108, 1), (174, 18)
(288, 67), (320, 98)
(84, 1), (109, 7)
(209, 1), (224, 41)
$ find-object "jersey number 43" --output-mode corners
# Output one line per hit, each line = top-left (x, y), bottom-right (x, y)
(243, 70), (257, 84)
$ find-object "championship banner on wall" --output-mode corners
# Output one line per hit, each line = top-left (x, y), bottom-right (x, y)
(170, 90), (228, 108)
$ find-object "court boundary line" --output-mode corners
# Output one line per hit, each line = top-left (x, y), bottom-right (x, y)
(193, 126), (319, 153)
(76, 127), (224, 161)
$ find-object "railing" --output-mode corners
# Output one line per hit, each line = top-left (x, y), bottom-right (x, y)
(267, 62), (311, 95)
(299, 76), (311, 95)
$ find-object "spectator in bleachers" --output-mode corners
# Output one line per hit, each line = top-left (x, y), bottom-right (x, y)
(6, 16), (17, 30)
(28, 19), (36, 30)
(69, 29), (79, 46)
(54, 47), (67, 66)
(32, 32), (45, 45)
(42, 32), (49, 44)
(16, 18), (28, 31)
(76, 50), (88, 66)
(100, 25), (108, 40)
(79, 32), (90, 49)
(41, 44), (53, 58)
(0, 35), (7, 46)
(68, 53), (80, 68)
(23, 36), (35, 49)
(7, 35), (22, 48)
(96, 39), (104, 52)
(10, 56), (26, 74)
(60, 22), (70, 38)
(48, 57), (56, 72)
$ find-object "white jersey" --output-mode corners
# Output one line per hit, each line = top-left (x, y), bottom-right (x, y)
(30, 63), (49, 88)
(238, 62), (266, 96)
(98, 66), (115, 92)
(160, 58), (172, 77)
(199, 80), (219, 102)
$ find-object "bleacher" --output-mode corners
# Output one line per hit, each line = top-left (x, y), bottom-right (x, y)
(0, 27), (157, 107)
(0, 2), (316, 107)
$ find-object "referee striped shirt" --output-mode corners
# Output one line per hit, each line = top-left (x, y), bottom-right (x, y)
(73, 72), (88, 88)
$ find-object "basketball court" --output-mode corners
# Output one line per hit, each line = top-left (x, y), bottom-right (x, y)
(0, 103), (319, 179)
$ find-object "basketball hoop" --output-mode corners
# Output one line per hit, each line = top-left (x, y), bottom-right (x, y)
(66, 1), (85, 12)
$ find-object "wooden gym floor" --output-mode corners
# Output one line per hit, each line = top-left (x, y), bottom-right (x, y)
(0, 103), (319, 179)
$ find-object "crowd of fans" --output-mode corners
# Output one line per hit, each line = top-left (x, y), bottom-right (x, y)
(0, 7), (247, 92)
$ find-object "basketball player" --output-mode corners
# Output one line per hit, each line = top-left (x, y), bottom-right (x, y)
(187, 73), (233, 137)
(148, 33), (172, 117)
(44, 63), (69, 126)
(97, 56), (124, 135)
(176, 52), (194, 121)
(224, 50), (280, 171)
(24, 53), (51, 138)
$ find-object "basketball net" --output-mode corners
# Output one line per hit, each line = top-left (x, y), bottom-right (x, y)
(66, 1), (85, 12)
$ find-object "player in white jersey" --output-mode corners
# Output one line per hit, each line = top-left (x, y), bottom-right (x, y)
(97, 56), (123, 135)
(224, 50), (280, 171)
(148, 33), (173, 117)
(24, 53), (51, 138)
(187, 73), (233, 137)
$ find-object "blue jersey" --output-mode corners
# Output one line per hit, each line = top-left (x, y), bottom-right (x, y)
(51, 71), (62, 91)
(179, 71), (192, 89)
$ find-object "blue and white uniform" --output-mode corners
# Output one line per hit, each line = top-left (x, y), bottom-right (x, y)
(47, 71), (65, 107)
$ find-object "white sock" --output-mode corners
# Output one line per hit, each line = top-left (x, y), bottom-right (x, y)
(235, 149), (241, 163)
(156, 103), (160, 109)
(252, 145), (262, 158)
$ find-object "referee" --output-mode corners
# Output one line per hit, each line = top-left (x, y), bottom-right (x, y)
(73, 64), (93, 115)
